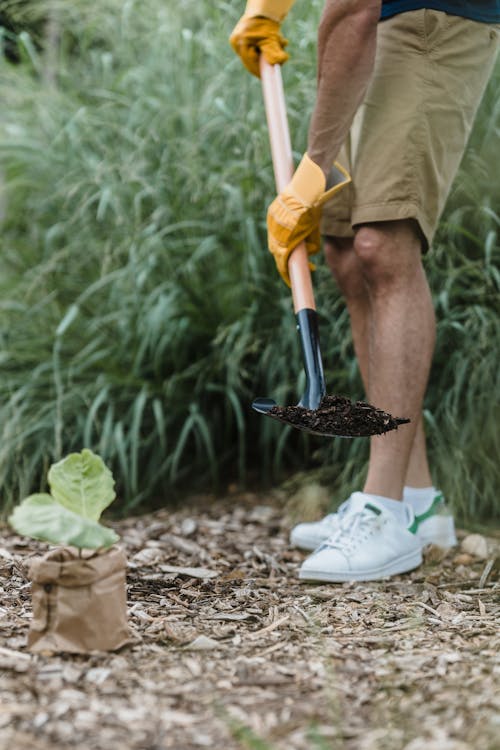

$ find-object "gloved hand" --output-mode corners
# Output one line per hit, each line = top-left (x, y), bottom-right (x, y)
(267, 154), (351, 286)
(229, 0), (295, 77)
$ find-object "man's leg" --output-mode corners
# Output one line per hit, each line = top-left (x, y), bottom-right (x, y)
(297, 220), (435, 580)
(353, 220), (435, 499)
(290, 229), (455, 559)
(324, 227), (434, 493)
(404, 419), (433, 489)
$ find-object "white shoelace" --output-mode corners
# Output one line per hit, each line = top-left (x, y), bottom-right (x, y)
(318, 500), (349, 530)
(318, 507), (383, 555)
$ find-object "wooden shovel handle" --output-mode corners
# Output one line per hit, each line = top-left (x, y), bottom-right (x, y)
(260, 58), (315, 313)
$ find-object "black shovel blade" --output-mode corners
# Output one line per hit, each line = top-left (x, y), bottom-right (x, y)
(252, 394), (410, 438)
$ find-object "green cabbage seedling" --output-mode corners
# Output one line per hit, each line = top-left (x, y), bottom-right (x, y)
(9, 449), (119, 548)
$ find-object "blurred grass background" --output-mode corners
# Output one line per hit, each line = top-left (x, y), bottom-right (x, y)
(0, 0), (498, 521)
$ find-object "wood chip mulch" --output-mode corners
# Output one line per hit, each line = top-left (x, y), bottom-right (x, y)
(0, 491), (499, 750)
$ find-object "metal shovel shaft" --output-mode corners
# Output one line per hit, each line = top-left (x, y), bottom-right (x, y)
(296, 308), (326, 409)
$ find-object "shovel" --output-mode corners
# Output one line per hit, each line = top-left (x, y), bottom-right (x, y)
(252, 59), (409, 438)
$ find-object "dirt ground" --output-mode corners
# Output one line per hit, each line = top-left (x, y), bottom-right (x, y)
(0, 490), (499, 750)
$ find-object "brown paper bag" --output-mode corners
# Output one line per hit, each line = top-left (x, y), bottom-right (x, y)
(27, 545), (132, 654)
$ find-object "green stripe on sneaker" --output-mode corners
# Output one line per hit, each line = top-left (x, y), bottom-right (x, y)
(408, 493), (444, 534)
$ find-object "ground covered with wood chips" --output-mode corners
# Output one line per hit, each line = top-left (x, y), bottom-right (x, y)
(1, 490), (499, 750)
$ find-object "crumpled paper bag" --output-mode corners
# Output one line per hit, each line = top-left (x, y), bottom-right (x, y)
(27, 545), (132, 653)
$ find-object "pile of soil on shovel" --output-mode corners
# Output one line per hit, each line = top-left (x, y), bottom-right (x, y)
(270, 394), (410, 437)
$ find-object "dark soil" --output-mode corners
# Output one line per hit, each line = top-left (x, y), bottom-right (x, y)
(270, 395), (410, 437)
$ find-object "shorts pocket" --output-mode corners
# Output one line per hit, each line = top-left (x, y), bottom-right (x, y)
(423, 9), (451, 53)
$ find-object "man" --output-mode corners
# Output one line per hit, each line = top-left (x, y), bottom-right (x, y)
(230, 1), (499, 582)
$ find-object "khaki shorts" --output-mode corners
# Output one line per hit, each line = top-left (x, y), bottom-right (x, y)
(320, 10), (499, 248)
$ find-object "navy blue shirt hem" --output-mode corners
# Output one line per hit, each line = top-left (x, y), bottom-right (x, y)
(380, 1), (500, 23)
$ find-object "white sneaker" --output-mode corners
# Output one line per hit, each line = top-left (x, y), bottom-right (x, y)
(290, 490), (456, 550)
(298, 493), (422, 582)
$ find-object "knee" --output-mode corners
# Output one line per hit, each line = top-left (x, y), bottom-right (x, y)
(353, 221), (423, 288)
(324, 237), (366, 299)
(353, 225), (390, 273)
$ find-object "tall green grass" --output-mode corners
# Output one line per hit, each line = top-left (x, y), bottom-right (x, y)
(0, 0), (498, 520)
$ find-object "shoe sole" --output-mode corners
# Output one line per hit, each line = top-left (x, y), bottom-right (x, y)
(298, 548), (423, 582)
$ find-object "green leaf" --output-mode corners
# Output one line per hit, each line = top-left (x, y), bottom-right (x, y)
(48, 449), (116, 521)
(8, 494), (119, 549)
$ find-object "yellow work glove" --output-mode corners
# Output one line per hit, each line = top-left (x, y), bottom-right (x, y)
(267, 154), (351, 286)
(229, 0), (295, 77)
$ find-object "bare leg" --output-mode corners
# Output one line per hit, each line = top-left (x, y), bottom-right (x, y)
(404, 418), (433, 488)
(324, 225), (435, 495)
(324, 237), (371, 385)
(355, 221), (435, 498)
